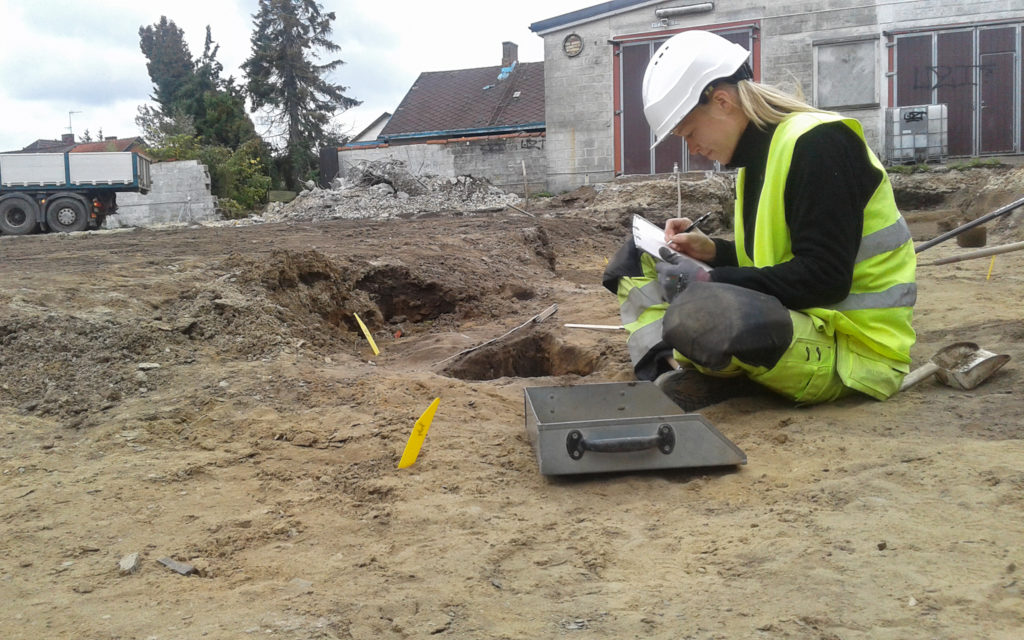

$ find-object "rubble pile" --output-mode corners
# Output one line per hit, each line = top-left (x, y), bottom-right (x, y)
(259, 159), (521, 223)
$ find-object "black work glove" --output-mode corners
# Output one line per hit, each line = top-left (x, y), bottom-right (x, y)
(655, 246), (710, 301)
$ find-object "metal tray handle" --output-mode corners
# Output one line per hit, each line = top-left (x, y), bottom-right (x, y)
(566, 424), (675, 459)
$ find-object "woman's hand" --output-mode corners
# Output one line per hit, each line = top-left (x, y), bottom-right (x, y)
(664, 217), (717, 262)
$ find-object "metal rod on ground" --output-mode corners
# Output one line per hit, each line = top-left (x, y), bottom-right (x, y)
(923, 240), (1024, 265)
(914, 195), (1024, 253)
(522, 160), (529, 203)
(563, 323), (625, 331)
(674, 162), (681, 218)
(436, 304), (557, 365)
(508, 202), (534, 217)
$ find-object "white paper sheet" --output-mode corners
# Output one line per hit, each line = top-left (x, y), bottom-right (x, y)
(631, 215), (711, 271)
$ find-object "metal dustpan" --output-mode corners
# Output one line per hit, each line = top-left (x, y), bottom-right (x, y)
(901, 341), (1010, 391)
(932, 342), (1010, 390)
(523, 381), (745, 476)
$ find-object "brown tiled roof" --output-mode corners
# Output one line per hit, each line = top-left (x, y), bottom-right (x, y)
(10, 139), (77, 153)
(381, 61), (544, 140)
(71, 138), (144, 153)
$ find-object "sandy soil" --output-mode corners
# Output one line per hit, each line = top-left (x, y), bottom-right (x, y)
(1, 168), (1022, 639)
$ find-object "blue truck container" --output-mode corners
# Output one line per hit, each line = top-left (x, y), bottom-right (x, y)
(0, 151), (152, 235)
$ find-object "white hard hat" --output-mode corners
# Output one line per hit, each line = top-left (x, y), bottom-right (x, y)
(642, 30), (751, 149)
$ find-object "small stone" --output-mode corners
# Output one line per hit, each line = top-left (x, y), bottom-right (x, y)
(119, 552), (142, 575)
(291, 432), (318, 447)
(137, 363), (162, 371)
(877, 541), (888, 551)
(157, 557), (196, 576)
(908, 596), (918, 607)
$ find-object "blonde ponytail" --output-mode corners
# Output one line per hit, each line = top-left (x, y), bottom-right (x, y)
(735, 80), (835, 129)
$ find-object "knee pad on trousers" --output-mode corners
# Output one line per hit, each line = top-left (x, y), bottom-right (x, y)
(662, 281), (793, 371)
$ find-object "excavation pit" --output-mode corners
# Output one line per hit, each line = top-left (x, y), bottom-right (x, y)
(357, 265), (460, 323)
(443, 331), (598, 381)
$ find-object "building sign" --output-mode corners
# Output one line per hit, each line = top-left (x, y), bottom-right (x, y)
(563, 33), (584, 57)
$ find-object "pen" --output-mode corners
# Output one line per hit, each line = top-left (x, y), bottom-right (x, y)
(683, 211), (713, 233)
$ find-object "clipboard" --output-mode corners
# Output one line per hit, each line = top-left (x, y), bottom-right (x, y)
(631, 215), (711, 271)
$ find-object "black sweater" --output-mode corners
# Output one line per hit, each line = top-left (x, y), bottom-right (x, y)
(708, 120), (884, 310)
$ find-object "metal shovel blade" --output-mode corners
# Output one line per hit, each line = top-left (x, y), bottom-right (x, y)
(932, 342), (1010, 390)
(900, 341), (1011, 392)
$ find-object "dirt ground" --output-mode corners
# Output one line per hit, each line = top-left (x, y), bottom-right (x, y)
(1, 166), (1023, 640)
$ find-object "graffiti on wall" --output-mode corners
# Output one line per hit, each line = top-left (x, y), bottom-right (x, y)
(913, 64), (996, 91)
(478, 138), (545, 154)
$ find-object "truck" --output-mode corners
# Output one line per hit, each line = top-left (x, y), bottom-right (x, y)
(0, 151), (152, 235)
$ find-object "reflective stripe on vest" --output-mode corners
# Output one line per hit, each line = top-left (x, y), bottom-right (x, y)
(855, 217), (912, 264)
(627, 316), (665, 367)
(830, 282), (917, 312)
(620, 280), (665, 326)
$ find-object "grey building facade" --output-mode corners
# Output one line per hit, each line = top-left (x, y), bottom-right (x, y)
(530, 1), (1024, 193)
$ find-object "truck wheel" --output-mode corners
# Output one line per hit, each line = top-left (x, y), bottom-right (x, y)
(0, 195), (41, 235)
(45, 197), (89, 233)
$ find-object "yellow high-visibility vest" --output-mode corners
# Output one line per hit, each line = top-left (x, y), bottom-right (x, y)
(734, 112), (917, 399)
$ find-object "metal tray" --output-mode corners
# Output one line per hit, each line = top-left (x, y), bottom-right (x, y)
(524, 381), (746, 475)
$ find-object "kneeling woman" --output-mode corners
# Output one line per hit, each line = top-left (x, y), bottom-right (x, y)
(603, 30), (916, 409)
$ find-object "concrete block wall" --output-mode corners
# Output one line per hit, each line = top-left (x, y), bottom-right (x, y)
(110, 160), (218, 227)
(760, 2), (882, 153)
(339, 143), (455, 179)
(450, 137), (548, 196)
(338, 135), (548, 196)
(541, 21), (617, 194)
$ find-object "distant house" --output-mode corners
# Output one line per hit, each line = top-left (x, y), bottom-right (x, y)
(71, 137), (146, 153)
(6, 133), (79, 154)
(329, 42), (548, 197)
(379, 42), (544, 145)
(6, 134), (146, 155)
(348, 112), (392, 146)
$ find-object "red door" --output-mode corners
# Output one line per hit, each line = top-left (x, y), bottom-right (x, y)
(936, 30), (974, 157)
(979, 27), (1016, 154)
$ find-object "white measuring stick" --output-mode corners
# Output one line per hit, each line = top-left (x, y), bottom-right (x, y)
(563, 323), (625, 331)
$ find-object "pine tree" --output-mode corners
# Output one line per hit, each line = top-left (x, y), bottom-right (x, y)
(138, 17), (195, 110)
(243, 0), (360, 189)
(138, 18), (256, 149)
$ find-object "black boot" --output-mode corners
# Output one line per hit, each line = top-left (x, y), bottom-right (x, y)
(654, 368), (760, 412)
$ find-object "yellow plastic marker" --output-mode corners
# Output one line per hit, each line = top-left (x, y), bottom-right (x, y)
(353, 312), (380, 355)
(398, 398), (440, 469)
(986, 255), (996, 281)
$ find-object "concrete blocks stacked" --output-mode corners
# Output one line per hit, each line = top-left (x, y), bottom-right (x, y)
(109, 160), (219, 228)
(339, 135), (549, 197)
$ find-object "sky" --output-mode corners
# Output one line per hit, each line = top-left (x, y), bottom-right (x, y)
(0, 0), (591, 152)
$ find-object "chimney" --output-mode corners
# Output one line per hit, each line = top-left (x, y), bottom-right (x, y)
(502, 41), (518, 68)
(61, 133), (75, 144)
(105, 136), (117, 141)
